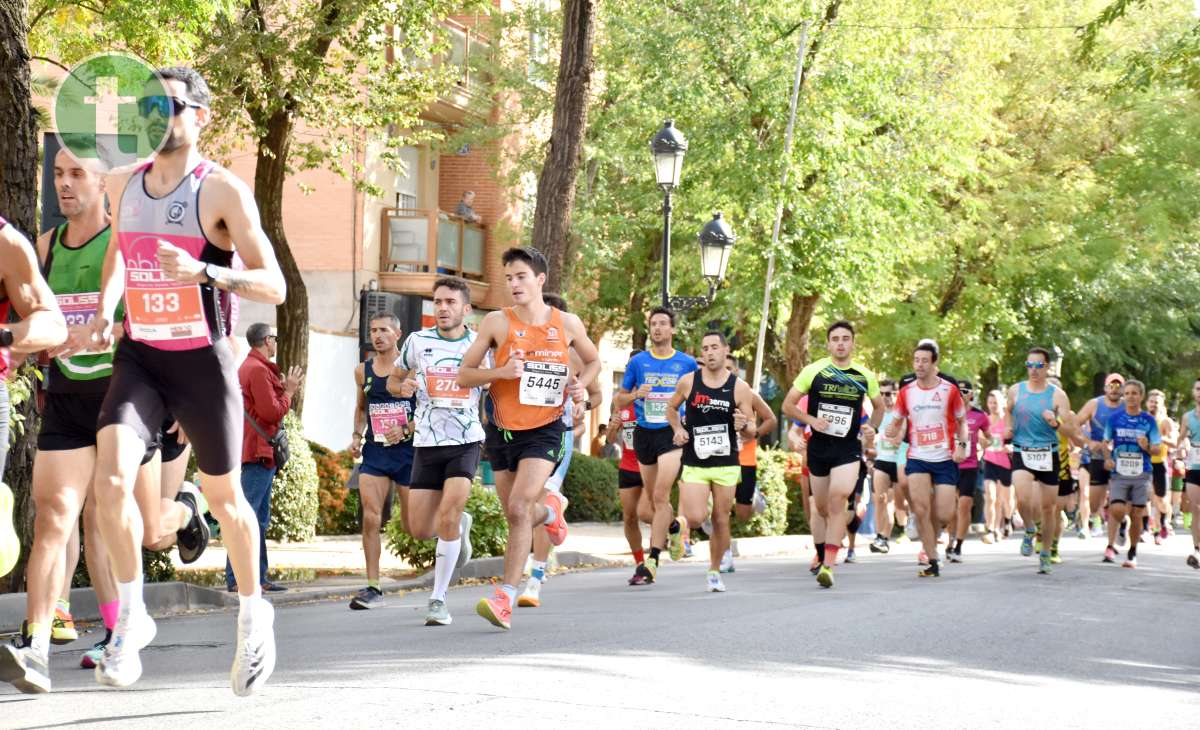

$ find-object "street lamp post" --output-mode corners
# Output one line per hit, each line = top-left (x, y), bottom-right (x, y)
(649, 120), (736, 312)
(650, 119), (687, 309)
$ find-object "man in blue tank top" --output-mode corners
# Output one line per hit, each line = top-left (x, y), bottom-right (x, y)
(1177, 377), (1200, 569)
(1005, 346), (1073, 575)
(1076, 373), (1126, 537)
(349, 314), (415, 610)
(614, 307), (697, 582)
(1101, 379), (1159, 568)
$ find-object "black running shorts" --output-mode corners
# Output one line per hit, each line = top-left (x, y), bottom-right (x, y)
(807, 448), (862, 478)
(735, 465), (757, 505)
(97, 337), (241, 475)
(873, 460), (899, 483)
(38, 392), (104, 451)
(484, 420), (567, 473)
(1087, 458), (1110, 487)
(410, 442), (482, 490)
(618, 468), (643, 489)
(983, 461), (1012, 487)
(633, 425), (681, 465)
(956, 467), (979, 499)
(1152, 462), (1168, 498)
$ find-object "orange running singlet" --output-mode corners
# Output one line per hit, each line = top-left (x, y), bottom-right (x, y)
(738, 437), (757, 467)
(490, 307), (571, 431)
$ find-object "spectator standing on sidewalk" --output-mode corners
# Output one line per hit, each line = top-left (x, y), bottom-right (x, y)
(228, 323), (304, 593)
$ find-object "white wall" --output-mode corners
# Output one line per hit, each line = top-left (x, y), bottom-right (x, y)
(299, 329), (361, 451)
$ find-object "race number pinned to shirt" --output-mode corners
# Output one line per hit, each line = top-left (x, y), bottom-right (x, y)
(426, 366), (471, 409)
(369, 402), (409, 444)
(817, 403), (853, 438)
(519, 361), (568, 407)
(1189, 445), (1200, 469)
(644, 391), (672, 424)
(915, 424), (947, 448)
(123, 238), (207, 343)
(56, 292), (99, 327)
(1116, 453), (1143, 477)
(1021, 447), (1052, 473)
(622, 423), (635, 450)
(693, 424), (731, 460)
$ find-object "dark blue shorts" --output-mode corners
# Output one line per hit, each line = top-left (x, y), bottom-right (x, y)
(905, 457), (959, 486)
(361, 440), (414, 485)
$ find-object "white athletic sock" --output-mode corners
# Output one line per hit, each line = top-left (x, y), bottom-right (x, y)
(238, 587), (264, 625)
(117, 576), (146, 616)
(431, 537), (461, 602)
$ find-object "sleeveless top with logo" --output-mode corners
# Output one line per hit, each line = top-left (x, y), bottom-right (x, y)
(0, 215), (14, 378)
(363, 358), (415, 447)
(1089, 397), (1124, 455)
(1012, 382), (1058, 451)
(44, 223), (121, 394)
(683, 371), (739, 468)
(1185, 410), (1200, 471)
(116, 160), (233, 351)
(489, 306), (570, 432)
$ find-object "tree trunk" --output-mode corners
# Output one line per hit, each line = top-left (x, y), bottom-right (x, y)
(0, 0), (41, 593)
(255, 111), (309, 415)
(784, 292), (819, 378)
(530, 0), (595, 292)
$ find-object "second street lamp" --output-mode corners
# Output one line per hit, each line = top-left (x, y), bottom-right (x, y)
(668, 212), (737, 311)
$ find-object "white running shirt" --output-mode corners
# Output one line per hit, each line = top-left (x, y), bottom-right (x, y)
(397, 327), (486, 447)
(894, 378), (965, 462)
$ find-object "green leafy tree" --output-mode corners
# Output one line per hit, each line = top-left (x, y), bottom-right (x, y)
(196, 0), (486, 413)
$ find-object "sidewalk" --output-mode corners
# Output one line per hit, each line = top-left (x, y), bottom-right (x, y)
(0, 523), (814, 632)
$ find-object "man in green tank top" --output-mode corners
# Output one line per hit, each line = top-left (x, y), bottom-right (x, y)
(0, 150), (206, 694)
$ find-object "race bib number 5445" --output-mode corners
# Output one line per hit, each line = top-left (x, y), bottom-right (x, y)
(519, 361), (568, 406)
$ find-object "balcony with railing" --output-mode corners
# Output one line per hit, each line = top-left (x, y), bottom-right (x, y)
(392, 18), (490, 125)
(378, 208), (490, 301)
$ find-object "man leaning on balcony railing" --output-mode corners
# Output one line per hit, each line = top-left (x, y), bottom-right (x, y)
(455, 191), (482, 225)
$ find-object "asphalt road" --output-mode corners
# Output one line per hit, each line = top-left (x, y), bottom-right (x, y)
(4, 535), (1200, 730)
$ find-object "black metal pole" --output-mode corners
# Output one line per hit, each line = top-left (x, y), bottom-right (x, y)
(661, 188), (672, 309)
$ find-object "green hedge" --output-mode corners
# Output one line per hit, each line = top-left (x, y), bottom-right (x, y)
(561, 453), (621, 522)
(731, 448), (789, 538)
(312, 444), (359, 535)
(266, 412), (319, 542)
(781, 451), (810, 535)
(384, 482), (507, 570)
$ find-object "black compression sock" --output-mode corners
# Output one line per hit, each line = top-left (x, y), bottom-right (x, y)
(1128, 546), (1138, 560)
(669, 519), (680, 534)
(816, 543), (826, 562)
(649, 547), (661, 561)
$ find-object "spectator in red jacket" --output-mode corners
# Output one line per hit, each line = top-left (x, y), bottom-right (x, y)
(227, 323), (304, 593)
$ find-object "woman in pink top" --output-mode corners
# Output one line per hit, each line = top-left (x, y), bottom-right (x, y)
(983, 389), (1014, 541)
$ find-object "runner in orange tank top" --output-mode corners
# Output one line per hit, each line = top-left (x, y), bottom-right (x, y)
(457, 247), (600, 629)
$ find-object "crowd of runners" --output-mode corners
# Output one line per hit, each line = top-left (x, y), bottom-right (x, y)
(0, 64), (1198, 700)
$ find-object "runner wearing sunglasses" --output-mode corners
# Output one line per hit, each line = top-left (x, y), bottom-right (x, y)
(1005, 347), (1073, 575)
(86, 66), (284, 694)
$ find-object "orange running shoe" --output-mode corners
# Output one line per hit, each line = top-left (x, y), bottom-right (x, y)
(543, 493), (569, 547)
(476, 587), (512, 630)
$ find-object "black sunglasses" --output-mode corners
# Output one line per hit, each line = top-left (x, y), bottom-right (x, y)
(137, 95), (205, 118)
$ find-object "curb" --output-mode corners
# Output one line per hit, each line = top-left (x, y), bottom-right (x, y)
(0, 550), (621, 632)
